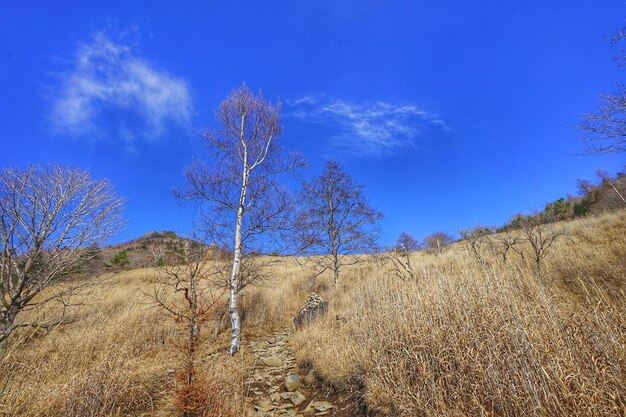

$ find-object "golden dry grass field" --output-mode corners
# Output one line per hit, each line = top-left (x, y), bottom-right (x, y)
(1, 210), (625, 416)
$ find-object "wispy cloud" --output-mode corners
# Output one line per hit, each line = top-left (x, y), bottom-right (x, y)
(50, 32), (192, 146)
(287, 96), (448, 156)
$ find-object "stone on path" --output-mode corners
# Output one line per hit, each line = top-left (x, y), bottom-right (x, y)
(285, 373), (302, 391)
(245, 330), (337, 417)
(303, 400), (335, 414)
(304, 369), (315, 386)
(290, 390), (306, 406)
(263, 356), (284, 367)
(254, 398), (276, 412)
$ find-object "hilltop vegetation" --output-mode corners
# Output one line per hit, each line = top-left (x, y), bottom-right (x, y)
(85, 232), (224, 274)
(500, 168), (625, 231)
(0, 209), (624, 416)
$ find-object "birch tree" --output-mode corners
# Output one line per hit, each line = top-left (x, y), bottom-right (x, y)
(0, 165), (123, 345)
(294, 161), (382, 287)
(176, 85), (304, 355)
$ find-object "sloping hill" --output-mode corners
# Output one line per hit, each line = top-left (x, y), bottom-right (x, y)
(83, 231), (223, 274)
(1, 210), (623, 416)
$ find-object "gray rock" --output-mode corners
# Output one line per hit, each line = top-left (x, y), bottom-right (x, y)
(303, 401), (334, 414)
(290, 391), (306, 407)
(263, 357), (284, 367)
(312, 401), (334, 412)
(304, 369), (315, 386)
(254, 399), (276, 412)
(285, 374), (302, 391)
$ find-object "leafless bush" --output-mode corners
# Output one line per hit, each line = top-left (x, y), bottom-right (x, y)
(459, 225), (494, 267)
(382, 232), (420, 280)
(519, 216), (567, 270)
(489, 233), (525, 262)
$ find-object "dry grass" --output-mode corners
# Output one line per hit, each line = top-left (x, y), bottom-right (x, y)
(1, 210), (624, 416)
(291, 210), (626, 416)
(0, 269), (248, 417)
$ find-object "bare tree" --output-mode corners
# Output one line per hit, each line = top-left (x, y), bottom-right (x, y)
(576, 178), (594, 196)
(394, 231), (420, 253)
(294, 161), (382, 287)
(459, 226), (495, 267)
(489, 233), (525, 262)
(175, 84), (304, 355)
(423, 231), (454, 254)
(0, 165), (124, 345)
(519, 215), (565, 270)
(147, 241), (222, 416)
(578, 28), (626, 154)
(148, 243), (166, 266)
(385, 231), (420, 280)
(596, 169), (626, 204)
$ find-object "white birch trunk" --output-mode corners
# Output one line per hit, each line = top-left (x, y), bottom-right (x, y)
(606, 179), (626, 204)
(332, 257), (339, 287)
(228, 208), (243, 355)
(229, 126), (249, 355)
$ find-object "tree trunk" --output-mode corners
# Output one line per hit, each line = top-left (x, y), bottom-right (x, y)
(0, 307), (17, 348)
(228, 147), (248, 355)
(0, 321), (9, 350)
(606, 179), (626, 204)
(332, 251), (339, 287)
(228, 206), (243, 355)
(404, 247), (414, 278)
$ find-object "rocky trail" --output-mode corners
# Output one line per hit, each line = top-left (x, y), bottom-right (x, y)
(243, 330), (358, 417)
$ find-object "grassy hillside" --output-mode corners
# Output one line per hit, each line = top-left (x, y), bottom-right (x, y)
(1, 210), (624, 416)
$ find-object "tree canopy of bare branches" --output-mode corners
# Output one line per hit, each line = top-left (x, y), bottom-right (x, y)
(394, 231), (420, 253)
(0, 165), (124, 345)
(578, 27), (626, 154)
(423, 231), (454, 254)
(294, 161), (382, 287)
(175, 84), (304, 355)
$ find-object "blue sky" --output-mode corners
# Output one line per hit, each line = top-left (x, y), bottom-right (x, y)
(1, 1), (624, 246)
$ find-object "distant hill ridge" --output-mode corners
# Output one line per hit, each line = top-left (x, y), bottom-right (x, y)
(87, 231), (221, 273)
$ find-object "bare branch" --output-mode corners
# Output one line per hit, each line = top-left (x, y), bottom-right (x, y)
(293, 161), (382, 286)
(174, 84), (304, 355)
(0, 165), (124, 345)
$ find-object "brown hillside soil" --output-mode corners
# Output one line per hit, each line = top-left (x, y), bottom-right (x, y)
(244, 330), (359, 417)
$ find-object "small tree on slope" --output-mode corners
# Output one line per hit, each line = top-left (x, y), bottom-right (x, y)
(294, 161), (382, 287)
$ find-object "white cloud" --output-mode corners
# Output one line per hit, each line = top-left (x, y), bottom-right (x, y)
(50, 32), (192, 142)
(287, 96), (448, 156)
